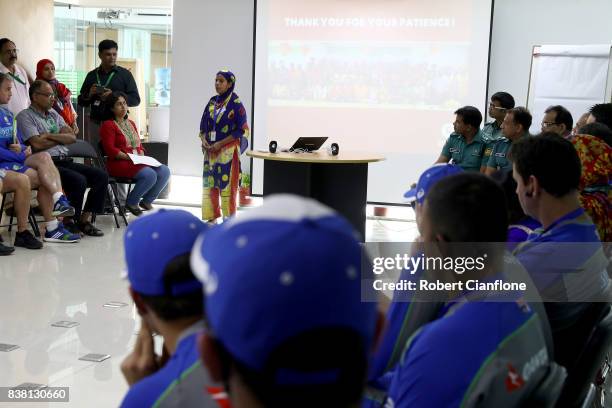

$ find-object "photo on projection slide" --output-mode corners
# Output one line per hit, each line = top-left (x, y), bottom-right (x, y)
(252, 0), (493, 202)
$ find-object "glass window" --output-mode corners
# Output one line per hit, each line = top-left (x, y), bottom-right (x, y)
(54, 4), (172, 141)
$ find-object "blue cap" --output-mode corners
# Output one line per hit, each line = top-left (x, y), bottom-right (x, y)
(125, 209), (208, 296)
(191, 194), (377, 381)
(404, 164), (463, 204)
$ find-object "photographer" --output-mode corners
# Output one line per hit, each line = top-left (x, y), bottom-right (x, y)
(77, 39), (140, 145)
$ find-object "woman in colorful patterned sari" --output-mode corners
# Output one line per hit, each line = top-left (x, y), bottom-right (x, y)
(199, 70), (249, 222)
(571, 134), (611, 243)
(35, 59), (78, 134)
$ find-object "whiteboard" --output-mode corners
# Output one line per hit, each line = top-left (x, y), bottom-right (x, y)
(527, 44), (612, 135)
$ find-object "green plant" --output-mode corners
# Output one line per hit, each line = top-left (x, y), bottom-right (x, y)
(241, 173), (251, 187)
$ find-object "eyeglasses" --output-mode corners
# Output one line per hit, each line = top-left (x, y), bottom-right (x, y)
(3, 49), (18, 55)
(489, 103), (507, 111)
(541, 121), (558, 128)
(35, 91), (55, 99)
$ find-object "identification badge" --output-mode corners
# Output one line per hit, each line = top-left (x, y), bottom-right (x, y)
(449, 147), (460, 154)
(93, 100), (101, 107)
(209, 131), (216, 142)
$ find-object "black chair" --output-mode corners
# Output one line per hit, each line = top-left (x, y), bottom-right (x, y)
(524, 362), (567, 408)
(66, 139), (127, 228)
(96, 141), (135, 227)
(557, 304), (612, 407)
(0, 189), (41, 237)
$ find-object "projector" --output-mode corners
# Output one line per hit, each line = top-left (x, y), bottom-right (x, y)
(97, 9), (129, 20)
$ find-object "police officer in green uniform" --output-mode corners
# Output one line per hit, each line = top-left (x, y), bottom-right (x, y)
(436, 106), (488, 172)
(485, 107), (532, 175)
(482, 92), (515, 163)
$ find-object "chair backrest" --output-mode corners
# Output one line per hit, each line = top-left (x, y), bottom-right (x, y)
(66, 139), (99, 160)
(524, 363), (567, 407)
(97, 141), (107, 158)
(558, 304), (612, 406)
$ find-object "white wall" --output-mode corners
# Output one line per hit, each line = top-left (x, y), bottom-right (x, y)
(169, 0), (612, 189)
(0, 0), (54, 76)
(169, 0), (254, 177)
(488, 0), (612, 106)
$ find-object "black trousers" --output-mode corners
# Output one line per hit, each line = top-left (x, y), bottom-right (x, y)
(54, 159), (109, 219)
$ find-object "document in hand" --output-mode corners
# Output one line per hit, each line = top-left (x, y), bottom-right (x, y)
(128, 153), (163, 167)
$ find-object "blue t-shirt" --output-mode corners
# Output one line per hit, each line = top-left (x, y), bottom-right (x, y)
(0, 107), (27, 167)
(507, 217), (541, 251)
(367, 267), (430, 389)
(514, 208), (608, 297)
(383, 297), (542, 408)
(120, 324), (222, 408)
(514, 208), (610, 367)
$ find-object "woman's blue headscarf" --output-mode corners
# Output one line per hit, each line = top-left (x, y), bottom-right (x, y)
(217, 70), (236, 100)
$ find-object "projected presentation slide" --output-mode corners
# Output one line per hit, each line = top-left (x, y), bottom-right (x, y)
(253, 0), (493, 203)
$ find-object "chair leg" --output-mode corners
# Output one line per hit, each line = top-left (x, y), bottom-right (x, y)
(8, 192), (14, 232)
(106, 187), (120, 228)
(0, 193), (5, 225)
(110, 184), (128, 227)
(29, 210), (40, 237)
(0, 193), (6, 233)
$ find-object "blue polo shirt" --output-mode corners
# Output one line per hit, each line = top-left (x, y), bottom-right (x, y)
(514, 208), (610, 367)
(120, 322), (223, 408)
(514, 208), (609, 298)
(383, 294), (547, 408)
(367, 267), (430, 387)
(0, 107), (27, 171)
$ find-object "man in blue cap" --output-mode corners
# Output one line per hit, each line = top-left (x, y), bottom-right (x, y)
(365, 164), (463, 405)
(383, 173), (553, 407)
(120, 209), (225, 408)
(191, 194), (383, 408)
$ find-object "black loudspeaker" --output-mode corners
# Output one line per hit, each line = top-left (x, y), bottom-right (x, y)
(269, 140), (278, 153)
(330, 143), (339, 156)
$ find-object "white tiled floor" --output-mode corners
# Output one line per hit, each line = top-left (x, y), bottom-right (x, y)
(0, 195), (418, 407)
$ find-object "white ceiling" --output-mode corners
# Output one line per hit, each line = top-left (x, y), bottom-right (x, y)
(56, 0), (171, 8)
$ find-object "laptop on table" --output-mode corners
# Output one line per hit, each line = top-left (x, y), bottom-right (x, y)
(283, 137), (328, 152)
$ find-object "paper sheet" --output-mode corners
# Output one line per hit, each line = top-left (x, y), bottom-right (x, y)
(128, 154), (162, 167)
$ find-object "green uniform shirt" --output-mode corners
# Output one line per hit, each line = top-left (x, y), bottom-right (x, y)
(481, 121), (504, 162)
(486, 132), (530, 172)
(481, 121), (504, 143)
(440, 130), (488, 172)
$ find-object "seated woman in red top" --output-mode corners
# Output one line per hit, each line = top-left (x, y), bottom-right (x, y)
(99, 92), (170, 216)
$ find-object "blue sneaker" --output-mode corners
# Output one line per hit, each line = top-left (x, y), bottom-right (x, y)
(44, 224), (80, 243)
(52, 195), (75, 217)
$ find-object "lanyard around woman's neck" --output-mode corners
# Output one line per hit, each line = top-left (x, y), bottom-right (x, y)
(211, 93), (232, 125)
(115, 118), (138, 149)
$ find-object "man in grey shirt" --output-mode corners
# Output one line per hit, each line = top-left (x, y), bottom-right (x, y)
(18, 80), (108, 238)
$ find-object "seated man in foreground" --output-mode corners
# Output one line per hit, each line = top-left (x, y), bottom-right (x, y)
(511, 133), (611, 368)
(191, 194), (383, 408)
(383, 173), (553, 407)
(120, 209), (224, 408)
